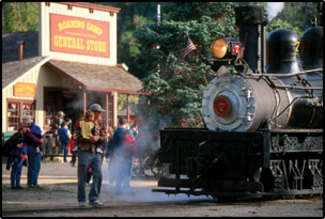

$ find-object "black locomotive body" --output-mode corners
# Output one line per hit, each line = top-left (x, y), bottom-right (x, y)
(153, 5), (323, 199)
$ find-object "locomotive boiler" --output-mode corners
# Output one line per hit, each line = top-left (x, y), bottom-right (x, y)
(153, 5), (323, 200)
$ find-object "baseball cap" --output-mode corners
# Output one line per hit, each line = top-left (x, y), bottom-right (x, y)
(58, 111), (65, 116)
(89, 103), (106, 112)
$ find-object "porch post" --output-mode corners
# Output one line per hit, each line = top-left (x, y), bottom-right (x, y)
(83, 90), (87, 114)
(112, 91), (117, 129)
(127, 94), (130, 123)
(105, 93), (109, 128)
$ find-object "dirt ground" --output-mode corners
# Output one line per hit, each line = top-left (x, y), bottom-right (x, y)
(2, 158), (323, 217)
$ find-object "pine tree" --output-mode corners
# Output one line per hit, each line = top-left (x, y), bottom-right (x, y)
(134, 2), (238, 131)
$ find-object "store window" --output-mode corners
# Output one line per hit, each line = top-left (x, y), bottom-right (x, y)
(7, 99), (35, 132)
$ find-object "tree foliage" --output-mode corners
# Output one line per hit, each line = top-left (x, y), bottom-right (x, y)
(267, 2), (320, 36)
(2, 2), (38, 32)
(134, 2), (238, 131)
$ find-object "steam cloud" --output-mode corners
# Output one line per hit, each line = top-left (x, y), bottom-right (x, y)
(266, 2), (285, 21)
(100, 100), (212, 202)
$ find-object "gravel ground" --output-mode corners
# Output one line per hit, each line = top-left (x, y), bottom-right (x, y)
(2, 159), (323, 217)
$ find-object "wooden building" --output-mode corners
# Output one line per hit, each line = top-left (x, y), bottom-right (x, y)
(2, 2), (142, 136)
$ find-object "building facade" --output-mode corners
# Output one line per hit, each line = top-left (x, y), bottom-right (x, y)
(2, 2), (142, 136)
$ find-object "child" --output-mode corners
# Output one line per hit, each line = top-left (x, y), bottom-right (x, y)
(68, 133), (78, 167)
(78, 110), (98, 152)
(5, 124), (29, 189)
(79, 110), (95, 139)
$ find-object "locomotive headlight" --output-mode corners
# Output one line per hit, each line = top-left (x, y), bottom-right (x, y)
(210, 38), (228, 59)
(210, 38), (242, 59)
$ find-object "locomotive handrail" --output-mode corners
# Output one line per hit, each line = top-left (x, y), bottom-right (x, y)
(269, 128), (323, 133)
(271, 85), (323, 90)
(250, 68), (323, 77)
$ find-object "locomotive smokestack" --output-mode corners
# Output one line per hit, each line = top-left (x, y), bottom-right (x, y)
(235, 6), (267, 73)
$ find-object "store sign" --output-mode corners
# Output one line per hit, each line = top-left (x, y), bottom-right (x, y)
(14, 82), (36, 97)
(50, 14), (110, 58)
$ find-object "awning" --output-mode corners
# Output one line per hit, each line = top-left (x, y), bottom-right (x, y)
(47, 60), (143, 94)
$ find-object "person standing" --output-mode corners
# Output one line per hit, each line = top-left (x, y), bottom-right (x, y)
(58, 120), (72, 163)
(111, 117), (137, 195)
(71, 111), (85, 167)
(4, 123), (29, 189)
(104, 127), (115, 187)
(52, 111), (65, 152)
(69, 133), (78, 167)
(22, 115), (44, 188)
(77, 103), (107, 207)
(56, 111), (65, 128)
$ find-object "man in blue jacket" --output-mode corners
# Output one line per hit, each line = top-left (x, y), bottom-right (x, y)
(58, 120), (72, 163)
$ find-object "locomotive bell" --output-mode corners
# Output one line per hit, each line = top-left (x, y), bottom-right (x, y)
(300, 27), (323, 69)
(266, 29), (303, 73)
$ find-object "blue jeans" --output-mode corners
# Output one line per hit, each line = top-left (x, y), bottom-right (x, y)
(114, 155), (133, 194)
(60, 140), (69, 163)
(77, 150), (103, 203)
(27, 147), (41, 186)
(11, 160), (23, 187)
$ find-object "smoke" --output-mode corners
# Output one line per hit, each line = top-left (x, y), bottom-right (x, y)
(99, 99), (213, 202)
(266, 2), (285, 21)
(102, 160), (212, 202)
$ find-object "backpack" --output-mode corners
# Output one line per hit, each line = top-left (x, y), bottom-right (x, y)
(2, 133), (20, 157)
(120, 131), (137, 157)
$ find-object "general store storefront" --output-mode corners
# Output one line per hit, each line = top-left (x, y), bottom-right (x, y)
(2, 2), (143, 144)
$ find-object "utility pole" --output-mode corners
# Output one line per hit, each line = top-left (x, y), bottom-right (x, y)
(157, 3), (161, 73)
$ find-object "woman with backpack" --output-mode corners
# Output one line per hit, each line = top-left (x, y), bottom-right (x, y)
(110, 117), (137, 195)
(5, 124), (28, 189)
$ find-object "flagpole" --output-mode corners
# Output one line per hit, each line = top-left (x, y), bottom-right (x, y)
(157, 4), (161, 26)
(182, 33), (210, 66)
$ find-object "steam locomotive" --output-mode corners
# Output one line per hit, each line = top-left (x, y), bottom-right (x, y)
(152, 5), (323, 200)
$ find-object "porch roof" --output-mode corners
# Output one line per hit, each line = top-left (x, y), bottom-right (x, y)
(47, 60), (143, 94)
(2, 56), (50, 89)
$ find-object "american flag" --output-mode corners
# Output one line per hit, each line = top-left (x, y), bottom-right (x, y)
(180, 36), (197, 60)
